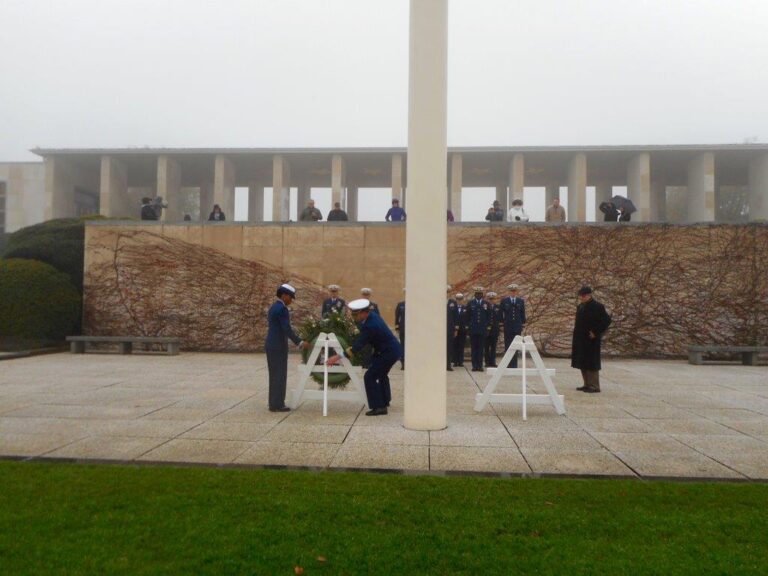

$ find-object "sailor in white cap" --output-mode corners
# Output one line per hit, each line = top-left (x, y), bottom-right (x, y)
(326, 298), (401, 416)
(322, 284), (345, 317)
(359, 288), (379, 315)
(265, 283), (309, 412)
(500, 283), (526, 368)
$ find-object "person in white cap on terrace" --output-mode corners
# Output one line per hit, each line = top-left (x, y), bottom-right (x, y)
(265, 283), (309, 412)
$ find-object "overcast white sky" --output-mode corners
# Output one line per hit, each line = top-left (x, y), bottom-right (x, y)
(2, 0), (767, 220)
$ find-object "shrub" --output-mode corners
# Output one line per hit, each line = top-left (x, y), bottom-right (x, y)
(0, 258), (81, 347)
(1, 216), (107, 293)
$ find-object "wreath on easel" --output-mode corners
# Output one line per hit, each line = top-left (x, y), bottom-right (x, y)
(298, 311), (372, 389)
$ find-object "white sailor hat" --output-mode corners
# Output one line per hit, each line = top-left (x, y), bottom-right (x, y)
(277, 283), (296, 297)
(487, 291), (497, 298)
(360, 287), (372, 295)
(348, 298), (371, 312)
(473, 286), (485, 293)
(446, 285), (452, 291)
(507, 283), (519, 290)
(328, 284), (340, 291)
(455, 293), (464, 300)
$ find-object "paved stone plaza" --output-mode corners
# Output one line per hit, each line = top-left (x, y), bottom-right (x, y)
(0, 352), (766, 479)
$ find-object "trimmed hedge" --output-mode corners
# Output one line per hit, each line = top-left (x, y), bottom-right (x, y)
(0, 258), (81, 345)
(1, 216), (106, 293)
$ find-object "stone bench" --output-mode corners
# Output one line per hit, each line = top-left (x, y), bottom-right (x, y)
(66, 336), (181, 355)
(688, 345), (767, 366)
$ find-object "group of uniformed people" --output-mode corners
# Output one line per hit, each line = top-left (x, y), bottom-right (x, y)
(447, 283), (527, 372)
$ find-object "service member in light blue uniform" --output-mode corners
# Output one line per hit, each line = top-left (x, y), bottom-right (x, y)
(265, 283), (308, 412)
(326, 299), (401, 416)
(467, 287), (490, 371)
(500, 283), (527, 368)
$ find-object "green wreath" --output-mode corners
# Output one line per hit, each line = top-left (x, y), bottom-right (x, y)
(298, 311), (371, 390)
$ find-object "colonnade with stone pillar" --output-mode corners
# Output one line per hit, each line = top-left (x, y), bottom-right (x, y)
(40, 147), (768, 224)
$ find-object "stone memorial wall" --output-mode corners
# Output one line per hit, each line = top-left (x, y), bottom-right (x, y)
(83, 222), (768, 356)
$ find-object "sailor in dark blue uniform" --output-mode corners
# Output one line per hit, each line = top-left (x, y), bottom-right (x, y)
(484, 291), (502, 368)
(500, 283), (527, 368)
(265, 283), (308, 412)
(321, 284), (346, 317)
(452, 293), (468, 367)
(360, 288), (379, 315)
(395, 291), (405, 370)
(467, 286), (490, 371)
(326, 299), (401, 416)
(446, 285), (458, 371)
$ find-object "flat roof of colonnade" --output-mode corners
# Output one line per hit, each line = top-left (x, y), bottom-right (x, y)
(32, 144), (768, 188)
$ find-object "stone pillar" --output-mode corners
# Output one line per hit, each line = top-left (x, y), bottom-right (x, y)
(594, 182), (612, 220)
(347, 186), (359, 221)
(331, 154), (346, 209)
(651, 179), (666, 222)
(686, 152), (715, 222)
(567, 153), (587, 222)
(449, 153), (462, 221)
(214, 155), (236, 220)
(627, 153), (651, 221)
(748, 153), (768, 221)
(297, 183), (311, 215)
(545, 183), (560, 209)
(199, 182), (213, 221)
(44, 157), (77, 220)
(248, 183), (264, 222)
(507, 153), (524, 212)
(272, 155), (290, 222)
(495, 185), (507, 209)
(100, 156), (131, 218)
(392, 154), (404, 204)
(404, 0), (447, 431)
(157, 155), (181, 222)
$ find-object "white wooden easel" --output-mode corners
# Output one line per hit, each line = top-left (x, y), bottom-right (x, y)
(474, 335), (565, 419)
(289, 332), (368, 415)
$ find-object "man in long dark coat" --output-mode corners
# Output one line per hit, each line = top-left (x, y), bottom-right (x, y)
(571, 286), (612, 393)
(395, 295), (405, 370)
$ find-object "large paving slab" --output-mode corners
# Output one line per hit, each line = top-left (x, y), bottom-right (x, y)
(0, 352), (766, 479)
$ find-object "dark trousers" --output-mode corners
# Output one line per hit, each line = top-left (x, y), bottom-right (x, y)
(485, 331), (499, 366)
(446, 331), (453, 368)
(365, 352), (398, 409)
(398, 330), (405, 366)
(580, 369), (600, 391)
(504, 328), (522, 368)
(453, 329), (467, 365)
(266, 347), (289, 409)
(470, 333), (486, 370)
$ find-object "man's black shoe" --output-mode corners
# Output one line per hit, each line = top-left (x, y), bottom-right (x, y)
(365, 407), (388, 416)
(583, 388), (601, 393)
(447, 366), (453, 371)
(576, 386), (588, 391)
(269, 406), (291, 412)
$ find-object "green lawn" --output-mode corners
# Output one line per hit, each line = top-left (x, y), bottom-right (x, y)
(0, 461), (766, 575)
